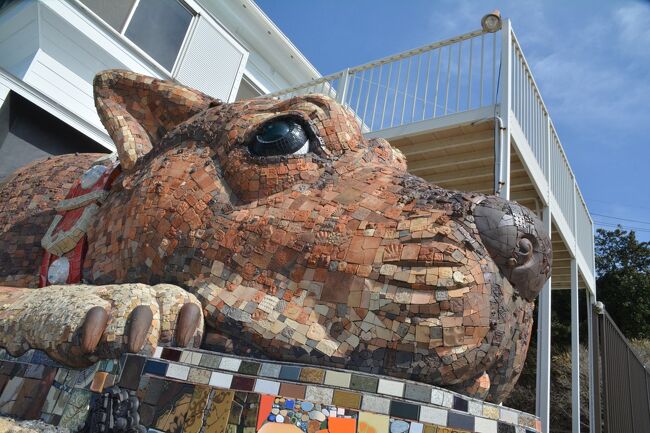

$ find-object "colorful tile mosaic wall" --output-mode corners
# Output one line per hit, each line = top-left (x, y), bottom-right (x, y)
(0, 348), (541, 433)
(0, 349), (118, 431)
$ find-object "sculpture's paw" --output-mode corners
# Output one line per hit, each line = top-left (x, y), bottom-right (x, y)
(0, 284), (203, 367)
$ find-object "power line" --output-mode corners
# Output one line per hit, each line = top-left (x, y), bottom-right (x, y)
(594, 221), (649, 229)
(591, 212), (650, 226)
(593, 221), (650, 233)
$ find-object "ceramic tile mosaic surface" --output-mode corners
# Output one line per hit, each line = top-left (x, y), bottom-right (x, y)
(0, 348), (541, 433)
(0, 70), (551, 410)
(0, 350), (115, 430)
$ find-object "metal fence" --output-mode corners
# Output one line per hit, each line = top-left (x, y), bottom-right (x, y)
(594, 308), (650, 433)
(265, 29), (500, 132)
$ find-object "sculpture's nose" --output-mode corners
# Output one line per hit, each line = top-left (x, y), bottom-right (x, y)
(473, 196), (552, 301)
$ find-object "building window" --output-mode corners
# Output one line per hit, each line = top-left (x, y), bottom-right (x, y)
(79, 0), (136, 31)
(235, 76), (264, 101)
(79, 0), (194, 71)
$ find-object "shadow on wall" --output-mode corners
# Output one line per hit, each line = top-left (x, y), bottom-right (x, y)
(0, 92), (108, 181)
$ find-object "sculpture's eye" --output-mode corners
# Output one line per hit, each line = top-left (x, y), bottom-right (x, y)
(517, 238), (533, 259)
(249, 118), (309, 157)
(507, 237), (534, 267)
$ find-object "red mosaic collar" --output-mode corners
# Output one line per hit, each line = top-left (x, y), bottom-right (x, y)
(39, 157), (121, 287)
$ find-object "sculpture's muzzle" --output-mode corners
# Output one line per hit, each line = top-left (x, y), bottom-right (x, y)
(474, 196), (552, 301)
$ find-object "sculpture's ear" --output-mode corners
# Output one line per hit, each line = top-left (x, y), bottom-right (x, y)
(94, 69), (218, 170)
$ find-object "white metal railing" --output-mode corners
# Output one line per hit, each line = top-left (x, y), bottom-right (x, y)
(265, 29), (500, 132)
(510, 32), (548, 175)
(265, 23), (595, 285)
(550, 125), (575, 231)
(576, 187), (595, 271)
(508, 27), (594, 282)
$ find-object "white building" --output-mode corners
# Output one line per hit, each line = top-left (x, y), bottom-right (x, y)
(0, 2), (597, 433)
(0, 0), (320, 178)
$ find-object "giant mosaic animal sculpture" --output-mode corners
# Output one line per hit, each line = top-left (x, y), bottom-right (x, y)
(0, 70), (551, 404)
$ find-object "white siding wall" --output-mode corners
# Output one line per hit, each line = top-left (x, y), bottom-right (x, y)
(23, 50), (103, 131)
(0, 1), (40, 77)
(0, 83), (9, 105)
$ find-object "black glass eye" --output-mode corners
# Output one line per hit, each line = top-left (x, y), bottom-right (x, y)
(249, 118), (310, 157)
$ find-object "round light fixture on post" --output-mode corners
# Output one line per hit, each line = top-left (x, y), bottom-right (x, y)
(481, 10), (502, 33)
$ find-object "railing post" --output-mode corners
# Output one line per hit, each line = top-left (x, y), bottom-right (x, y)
(592, 218), (597, 293)
(646, 369), (650, 432)
(495, 20), (512, 199)
(573, 180), (578, 239)
(571, 176), (581, 433)
(587, 291), (600, 433)
(624, 345), (636, 433)
(544, 114), (552, 215)
(335, 68), (350, 105)
(536, 206), (552, 433)
(536, 101), (553, 433)
(599, 313), (609, 433)
(571, 256), (581, 433)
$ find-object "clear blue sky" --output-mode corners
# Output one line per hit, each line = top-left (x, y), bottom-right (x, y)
(256, 0), (650, 242)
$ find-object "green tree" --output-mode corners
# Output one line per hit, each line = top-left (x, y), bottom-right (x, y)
(595, 227), (650, 338)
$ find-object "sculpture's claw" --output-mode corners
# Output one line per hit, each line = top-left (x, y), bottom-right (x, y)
(0, 283), (204, 367)
(81, 306), (110, 354)
(175, 303), (202, 347)
(127, 305), (154, 353)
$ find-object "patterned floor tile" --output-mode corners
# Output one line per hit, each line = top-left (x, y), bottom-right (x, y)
(181, 385), (211, 433)
(377, 378), (404, 397)
(304, 385), (333, 405)
(419, 406), (447, 426)
(58, 388), (92, 432)
(118, 355), (146, 390)
(204, 390), (235, 433)
(350, 374), (378, 393)
(474, 417), (498, 433)
(299, 367), (325, 384)
(151, 382), (195, 431)
(209, 372), (233, 388)
(0, 377), (23, 414)
(390, 400), (420, 421)
(404, 383), (431, 403)
(198, 353), (221, 369)
(358, 411), (390, 433)
(254, 379), (280, 395)
(278, 365), (301, 381)
(360, 394), (390, 415)
(259, 363), (282, 378)
(231, 376), (255, 391)
(166, 363), (190, 381)
(331, 389), (361, 409)
(447, 412), (475, 431)
(219, 357), (242, 372)
(238, 361), (261, 375)
(143, 360), (168, 377)
(187, 367), (211, 385)
(179, 351), (202, 365)
(279, 382), (306, 399)
(324, 370), (351, 388)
